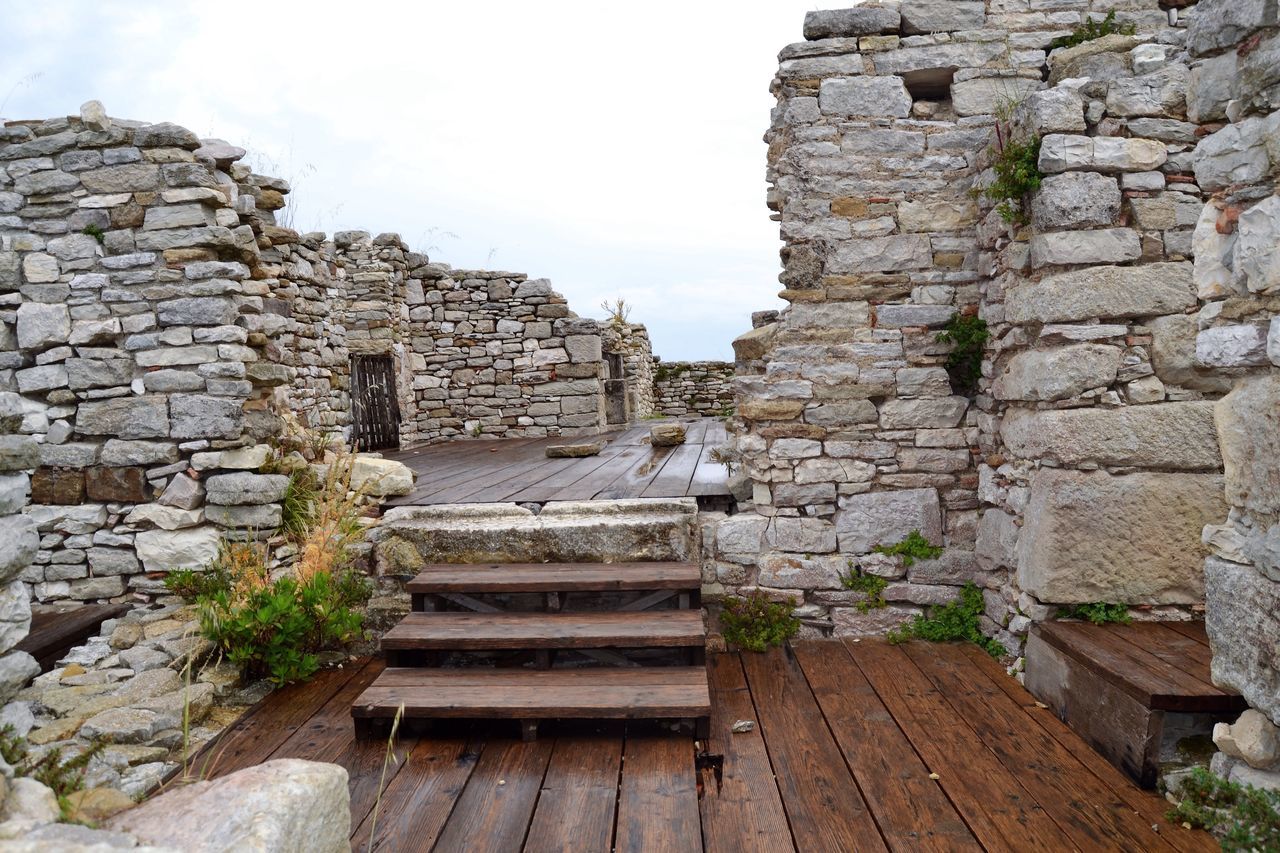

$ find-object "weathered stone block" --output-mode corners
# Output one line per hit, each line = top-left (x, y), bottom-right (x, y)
(1104, 64), (1188, 118)
(1000, 402), (1221, 470)
(1017, 469), (1226, 604)
(1216, 375), (1280, 518)
(1039, 134), (1167, 174)
(1234, 195), (1280, 295)
(30, 468), (85, 505)
(836, 488), (942, 554)
(15, 303), (70, 350)
(991, 344), (1121, 401)
(804, 7), (900, 39)
(84, 466), (150, 503)
(204, 472), (289, 506)
(1205, 557), (1280, 722)
(899, 0), (983, 34)
(879, 396), (967, 429)
(75, 397), (169, 439)
(819, 77), (913, 119)
(1004, 262), (1195, 323)
(1029, 229), (1140, 268)
(1187, 0), (1278, 57)
(1030, 172), (1120, 230)
(951, 77), (1040, 118)
(169, 394), (242, 440)
(765, 517), (837, 554)
(1197, 324), (1270, 368)
(134, 526), (221, 572)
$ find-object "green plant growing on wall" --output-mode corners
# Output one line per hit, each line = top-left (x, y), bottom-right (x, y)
(1167, 767), (1280, 851)
(871, 529), (943, 568)
(1049, 11), (1136, 50)
(0, 725), (104, 820)
(719, 591), (800, 652)
(81, 223), (105, 245)
(982, 133), (1042, 224)
(600, 297), (632, 327)
(840, 564), (888, 613)
(937, 313), (989, 395)
(888, 583), (1007, 658)
(1057, 603), (1132, 625)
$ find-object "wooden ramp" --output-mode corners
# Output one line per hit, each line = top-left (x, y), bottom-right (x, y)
(1026, 620), (1247, 788)
(190, 641), (1215, 852)
(382, 418), (731, 505)
(352, 562), (710, 741)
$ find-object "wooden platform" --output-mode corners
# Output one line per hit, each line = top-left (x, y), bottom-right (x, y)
(17, 603), (131, 672)
(188, 642), (1215, 852)
(382, 418), (730, 505)
(1026, 620), (1246, 788)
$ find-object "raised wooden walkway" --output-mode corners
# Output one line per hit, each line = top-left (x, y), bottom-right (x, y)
(184, 640), (1213, 852)
(382, 418), (730, 505)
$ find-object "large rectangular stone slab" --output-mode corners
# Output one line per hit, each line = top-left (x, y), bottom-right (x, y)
(1004, 262), (1195, 324)
(1215, 374), (1280, 517)
(835, 488), (942, 554)
(1017, 469), (1226, 604)
(1001, 402), (1220, 470)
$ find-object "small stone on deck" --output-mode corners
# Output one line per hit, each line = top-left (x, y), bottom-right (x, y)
(545, 439), (606, 458)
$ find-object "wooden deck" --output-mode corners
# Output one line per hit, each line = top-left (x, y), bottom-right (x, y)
(382, 419), (730, 505)
(185, 640), (1214, 852)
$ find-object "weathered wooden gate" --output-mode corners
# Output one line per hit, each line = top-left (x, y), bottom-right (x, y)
(350, 355), (401, 451)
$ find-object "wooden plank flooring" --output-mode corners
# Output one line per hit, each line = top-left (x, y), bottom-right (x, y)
(189, 642), (1215, 852)
(383, 419), (730, 505)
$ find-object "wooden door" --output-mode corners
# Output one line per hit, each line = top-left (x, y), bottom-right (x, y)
(351, 355), (401, 451)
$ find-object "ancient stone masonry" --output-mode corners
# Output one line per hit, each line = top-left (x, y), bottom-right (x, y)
(601, 320), (656, 423)
(723, 0), (1260, 652)
(1179, 0), (1280, 790)
(652, 361), (735, 417)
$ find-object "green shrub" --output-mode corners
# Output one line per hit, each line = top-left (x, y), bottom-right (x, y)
(983, 134), (1042, 224)
(1049, 11), (1136, 50)
(872, 529), (944, 568)
(888, 583), (1006, 658)
(0, 725), (104, 819)
(1057, 602), (1131, 625)
(81, 223), (105, 245)
(840, 565), (888, 613)
(280, 467), (321, 538)
(937, 314), (989, 395)
(1167, 767), (1280, 851)
(720, 592), (800, 652)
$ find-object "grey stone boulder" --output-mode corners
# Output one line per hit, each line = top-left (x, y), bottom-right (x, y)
(1205, 557), (1280, 723)
(545, 440), (604, 458)
(1104, 64), (1188, 118)
(110, 758), (350, 853)
(349, 456), (415, 497)
(169, 394), (243, 440)
(650, 424), (686, 447)
(76, 397), (170, 440)
(15, 303), (70, 351)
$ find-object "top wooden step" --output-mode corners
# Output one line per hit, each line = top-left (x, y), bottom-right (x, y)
(406, 562), (701, 594)
(1033, 620), (1247, 713)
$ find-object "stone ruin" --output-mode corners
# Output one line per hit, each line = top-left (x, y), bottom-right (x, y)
(718, 0), (1280, 786)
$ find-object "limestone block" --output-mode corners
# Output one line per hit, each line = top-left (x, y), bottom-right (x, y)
(1234, 195), (1280, 294)
(651, 424), (686, 446)
(1148, 314), (1233, 394)
(79, 164), (161, 193)
(951, 77), (1040, 118)
(1197, 324), (1269, 367)
(1186, 0), (1279, 57)
(976, 510), (1018, 572)
(1215, 374), (1280, 517)
(897, 199), (977, 233)
(758, 554), (844, 590)
(169, 394), (242, 440)
(991, 343), (1122, 401)
(350, 456), (415, 497)
(158, 473), (204, 510)
(1205, 557), (1280, 723)
(125, 504), (203, 531)
(765, 517), (837, 554)
(874, 304), (953, 328)
(716, 514), (767, 556)
(1187, 52), (1237, 123)
(879, 397), (968, 428)
(545, 440), (604, 459)
(0, 580), (29, 655)
(1038, 134), (1167, 174)
(1214, 710), (1280, 770)
(1000, 402), (1221, 470)
(819, 77), (913, 119)
(1017, 469), (1225, 604)
(835, 488), (942, 554)
(15, 303), (70, 350)
(833, 604), (919, 637)
(134, 526), (222, 572)
(1047, 34), (1139, 85)
(204, 472), (289, 506)
(1193, 114), (1274, 191)
(205, 503), (282, 529)
(1104, 64), (1188, 118)
(1030, 172), (1120, 230)
(899, 0), (983, 34)
(1018, 87), (1086, 135)
(804, 7), (900, 39)
(76, 396), (170, 440)
(1029, 228), (1140, 268)
(0, 650), (38, 705)
(1129, 192), (1202, 231)
(1004, 262), (1195, 323)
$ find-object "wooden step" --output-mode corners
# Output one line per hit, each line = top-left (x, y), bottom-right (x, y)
(381, 610), (705, 651)
(406, 561), (700, 594)
(351, 666), (711, 721)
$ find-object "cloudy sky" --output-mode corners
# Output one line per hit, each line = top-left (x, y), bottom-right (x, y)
(0, 1), (828, 360)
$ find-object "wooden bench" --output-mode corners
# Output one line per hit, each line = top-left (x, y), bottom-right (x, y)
(1025, 620), (1247, 788)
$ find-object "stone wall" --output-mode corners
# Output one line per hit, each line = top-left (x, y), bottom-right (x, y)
(721, 0), (1239, 648)
(1178, 0), (1280, 789)
(653, 361), (735, 417)
(602, 320), (656, 422)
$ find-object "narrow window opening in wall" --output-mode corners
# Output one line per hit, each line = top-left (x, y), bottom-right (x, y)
(902, 67), (957, 102)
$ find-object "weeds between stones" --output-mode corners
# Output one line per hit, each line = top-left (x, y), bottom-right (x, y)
(719, 592), (800, 652)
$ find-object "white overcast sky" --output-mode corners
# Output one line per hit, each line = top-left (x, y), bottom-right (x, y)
(0, 1), (830, 361)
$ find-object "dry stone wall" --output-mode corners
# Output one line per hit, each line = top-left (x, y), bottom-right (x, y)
(602, 321), (656, 422)
(724, 0), (1266, 655)
(652, 361), (735, 417)
(1176, 0), (1280, 789)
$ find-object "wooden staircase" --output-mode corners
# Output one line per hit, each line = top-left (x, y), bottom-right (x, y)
(351, 562), (711, 741)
